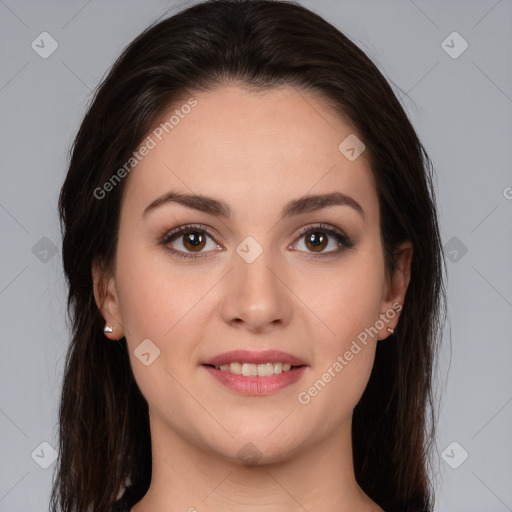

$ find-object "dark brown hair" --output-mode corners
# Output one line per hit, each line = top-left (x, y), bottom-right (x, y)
(51, 1), (446, 511)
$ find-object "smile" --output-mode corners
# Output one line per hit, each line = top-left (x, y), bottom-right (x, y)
(202, 363), (308, 395)
(212, 361), (296, 376)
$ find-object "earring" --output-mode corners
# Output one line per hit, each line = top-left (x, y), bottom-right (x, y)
(104, 325), (114, 334)
(386, 327), (394, 334)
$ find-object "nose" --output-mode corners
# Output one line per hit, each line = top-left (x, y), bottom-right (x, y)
(220, 244), (292, 334)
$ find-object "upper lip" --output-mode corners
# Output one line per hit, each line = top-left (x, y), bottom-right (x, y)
(202, 349), (307, 367)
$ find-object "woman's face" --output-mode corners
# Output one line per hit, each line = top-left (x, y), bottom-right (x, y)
(95, 85), (411, 463)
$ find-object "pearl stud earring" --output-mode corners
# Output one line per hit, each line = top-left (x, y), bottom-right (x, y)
(104, 325), (114, 334)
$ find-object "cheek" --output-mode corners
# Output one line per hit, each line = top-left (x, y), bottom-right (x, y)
(296, 280), (381, 425)
(294, 247), (384, 411)
(304, 247), (385, 349)
(114, 233), (211, 342)
(114, 239), (213, 406)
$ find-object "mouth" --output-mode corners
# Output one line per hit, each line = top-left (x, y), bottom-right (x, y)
(202, 349), (307, 367)
(203, 361), (305, 376)
(201, 350), (308, 395)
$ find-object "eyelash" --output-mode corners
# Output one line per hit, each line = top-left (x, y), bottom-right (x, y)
(159, 222), (355, 260)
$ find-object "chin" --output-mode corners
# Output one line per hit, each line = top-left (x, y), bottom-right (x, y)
(209, 431), (304, 467)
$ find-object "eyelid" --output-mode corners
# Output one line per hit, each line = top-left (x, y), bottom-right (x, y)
(159, 222), (354, 259)
(293, 223), (348, 242)
(160, 223), (220, 244)
(289, 223), (355, 256)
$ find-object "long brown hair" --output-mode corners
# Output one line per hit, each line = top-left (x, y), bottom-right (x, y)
(51, 1), (446, 511)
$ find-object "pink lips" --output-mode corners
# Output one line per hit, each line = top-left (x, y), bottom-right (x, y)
(203, 365), (307, 395)
(202, 349), (308, 396)
(202, 349), (307, 367)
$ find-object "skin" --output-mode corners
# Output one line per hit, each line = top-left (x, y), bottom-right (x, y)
(93, 84), (412, 512)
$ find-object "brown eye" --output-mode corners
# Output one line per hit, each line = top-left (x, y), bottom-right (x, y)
(292, 223), (355, 257)
(160, 224), (222, 260)
(181, 231), (206, 252)
(304, 231), (328, 252)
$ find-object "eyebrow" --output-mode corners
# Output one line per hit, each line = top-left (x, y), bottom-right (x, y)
(142, 190), (365, 220)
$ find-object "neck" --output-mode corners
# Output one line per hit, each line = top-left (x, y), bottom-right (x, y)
(130, 412), (383, 512)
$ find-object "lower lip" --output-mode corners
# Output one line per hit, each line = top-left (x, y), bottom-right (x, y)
(202, 365), (308, 395)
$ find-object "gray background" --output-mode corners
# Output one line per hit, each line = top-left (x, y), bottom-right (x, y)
(0, 0), (511, 510)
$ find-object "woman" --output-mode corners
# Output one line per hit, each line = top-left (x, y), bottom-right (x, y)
(50, 1), (446, 511)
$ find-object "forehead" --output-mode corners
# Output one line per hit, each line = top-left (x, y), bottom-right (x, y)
(122, 85), (378, 223)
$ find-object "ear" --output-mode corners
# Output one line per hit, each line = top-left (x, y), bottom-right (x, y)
(91, 259), (125, 340)
(377, 240), (413, 340)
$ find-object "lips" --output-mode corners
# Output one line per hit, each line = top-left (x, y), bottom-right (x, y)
(202, 349), (307, 367)
(203, 364), (308, 395)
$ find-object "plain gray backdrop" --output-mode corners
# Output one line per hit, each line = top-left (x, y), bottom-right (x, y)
(0, 0), (511, 511)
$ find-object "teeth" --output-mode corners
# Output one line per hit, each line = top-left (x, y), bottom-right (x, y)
(215, 362), (295, 376)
